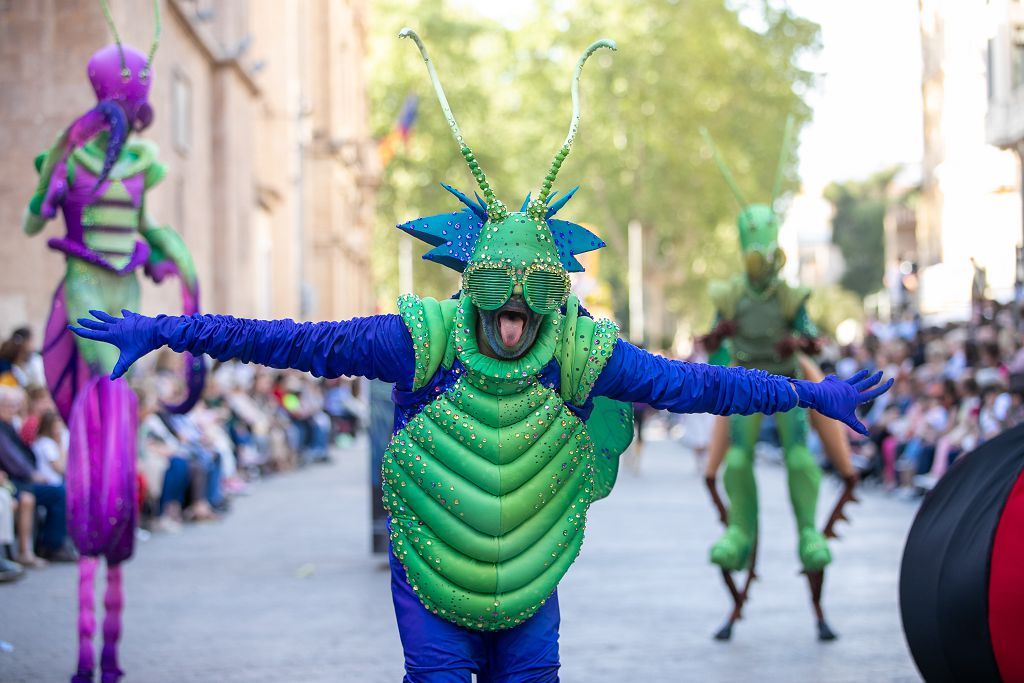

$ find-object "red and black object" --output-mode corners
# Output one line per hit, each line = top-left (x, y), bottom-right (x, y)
(899, 423), (1024, 682)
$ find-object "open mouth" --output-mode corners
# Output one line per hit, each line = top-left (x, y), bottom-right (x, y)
(478, 296), (540, 359)
(493, 297), (532, 349)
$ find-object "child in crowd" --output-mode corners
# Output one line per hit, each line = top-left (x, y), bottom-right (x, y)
(31, 411), (66, 486)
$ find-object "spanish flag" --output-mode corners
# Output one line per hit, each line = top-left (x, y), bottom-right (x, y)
(379, 95), (419, 167)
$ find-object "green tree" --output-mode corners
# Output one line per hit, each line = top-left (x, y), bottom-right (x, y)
(369, 0), (820, 340)
(824, 168), (897, 300)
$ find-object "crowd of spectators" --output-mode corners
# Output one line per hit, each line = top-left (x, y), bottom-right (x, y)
(2, 296), (1020, 583)
(826, 303), (1024, 497)
(0, 327), (366, 584)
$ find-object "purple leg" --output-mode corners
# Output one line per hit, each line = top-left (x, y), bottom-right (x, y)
(65, 376), (137, 682)
(100, 562), (125, 683)
(72, 556), (98, 683)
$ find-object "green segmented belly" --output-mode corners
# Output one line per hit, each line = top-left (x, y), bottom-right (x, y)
(383, 375), (595, 631)
(82, 185), (142, 269)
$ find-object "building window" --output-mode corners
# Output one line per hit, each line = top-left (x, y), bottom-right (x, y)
(172, 70), (192, 154)
(988, 39), (996, 100)
(1012, 25), (1024, 91)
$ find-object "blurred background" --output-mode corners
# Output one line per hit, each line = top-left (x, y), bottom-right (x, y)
(1, 0), (1021, 342)
(1, 1), (1023, 681)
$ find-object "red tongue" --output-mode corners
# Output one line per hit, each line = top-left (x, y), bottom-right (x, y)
(499, 313), (525, 347)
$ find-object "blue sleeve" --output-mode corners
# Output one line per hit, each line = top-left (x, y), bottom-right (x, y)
(591, 338), (798, 415)
(161, 313), (415, 388)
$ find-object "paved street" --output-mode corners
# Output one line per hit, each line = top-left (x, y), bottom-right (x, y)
(2, 438), (921, 682)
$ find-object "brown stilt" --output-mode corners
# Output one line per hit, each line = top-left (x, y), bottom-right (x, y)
(714, 535), (758, 640)
(805, 568), (837, 641)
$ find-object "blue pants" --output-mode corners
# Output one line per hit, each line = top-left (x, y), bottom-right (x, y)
(204, 453), (223, 508)
(159, 456), (190, 515)
(388, 547), (561, 682)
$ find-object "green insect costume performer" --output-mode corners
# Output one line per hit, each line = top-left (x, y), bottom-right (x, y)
(71, 31), (890, 682)
(699, 121), (862, 642)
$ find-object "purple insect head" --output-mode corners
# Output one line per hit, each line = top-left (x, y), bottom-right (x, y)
(87, 44), (154, 131)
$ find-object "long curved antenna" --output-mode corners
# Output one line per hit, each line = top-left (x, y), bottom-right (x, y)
(699, 127), (749, 211)
(530, 39), (616, 219)
(399, 28), (507, 220)
(141, 0), (162, 80)
(99, 0), (128, 80)
(770, 114), (795, 211)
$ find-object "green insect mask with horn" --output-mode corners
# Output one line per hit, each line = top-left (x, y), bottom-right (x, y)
(397, 29), (613, 358)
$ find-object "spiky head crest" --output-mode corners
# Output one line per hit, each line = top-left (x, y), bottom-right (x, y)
(397, 185), (605, 273)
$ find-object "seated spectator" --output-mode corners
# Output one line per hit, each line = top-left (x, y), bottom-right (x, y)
(276, 373), (330, 464)
(974, 342), (1006, 389)
(18, 384), (54, 445)
(979, 383), (1013, 441)
(0, 327), (45, 389)
(917, 377), (980, 488)
(30, 410), (66, 486)
(137, 389), (193, 532)
(893, 381), (953, 496)
(251, 370), (296, 471)
(191, 382), (245, 496)
(157, 399), (223, 520)
(324, 377), (366, 446)
(0, 471), (26, 581)
(0, 386), (72, 563)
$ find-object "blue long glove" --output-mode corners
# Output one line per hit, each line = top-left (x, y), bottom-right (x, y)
(72, 309), (178, 378)
(594, 340), (891, 435)
(69, 309), (414, 384)
(792, 369), (893, 435)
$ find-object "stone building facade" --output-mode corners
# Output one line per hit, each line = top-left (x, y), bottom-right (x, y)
(985, 0), (1024, 305)
(916, 0), (1022, 317)
(0, 0), (378, 338)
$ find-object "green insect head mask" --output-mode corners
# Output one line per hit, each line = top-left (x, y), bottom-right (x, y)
(397, 29), (612, 359)
(700, 117), (794, 292)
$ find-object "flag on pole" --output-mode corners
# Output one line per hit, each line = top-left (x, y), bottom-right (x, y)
(378, 94), (419, 167)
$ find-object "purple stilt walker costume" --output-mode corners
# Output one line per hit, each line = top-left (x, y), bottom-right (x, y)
(22, 2), (204, 681)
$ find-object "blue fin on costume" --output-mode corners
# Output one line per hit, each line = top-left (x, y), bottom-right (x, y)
(519, 193), (532, 212)
(396, 204), (485, 273)
(546, 186), (579, 218)
(440, 183), (488, 221)
(549, 218), (605, 273)
(397, 184), (604, 273)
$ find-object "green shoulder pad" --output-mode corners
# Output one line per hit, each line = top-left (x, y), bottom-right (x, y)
(556, 299), (632, 501)
(398, 295), (457, 390)
(144, 160), (168, 189)
(558, 307), (619, 406)
(708, 276), (744, 319)
(34, 152), (46, 174)
(777, 282), (812, 321)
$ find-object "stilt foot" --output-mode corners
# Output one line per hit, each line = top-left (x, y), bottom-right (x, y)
(817, 619), (838, 641)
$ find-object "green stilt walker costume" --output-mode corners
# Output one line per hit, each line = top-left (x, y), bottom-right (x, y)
(700, 122), (831, 575)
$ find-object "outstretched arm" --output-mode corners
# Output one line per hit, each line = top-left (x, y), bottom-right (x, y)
(71, 310), (415, 387)
(591, 339), (891, 434)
